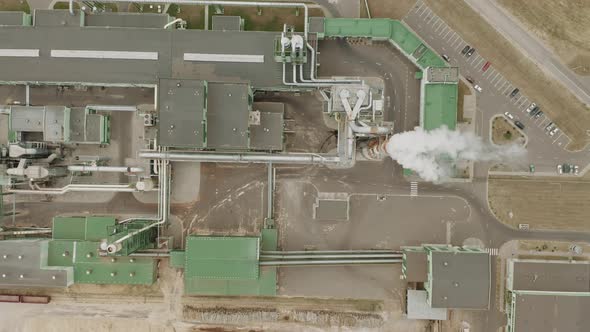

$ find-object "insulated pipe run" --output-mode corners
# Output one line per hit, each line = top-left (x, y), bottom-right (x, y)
(259, 259), (402, 266)
(8, 184), (138, 195)
(164, 18), (184, 29)
(67, 165), (144, 173)
(260, 254), (403, 259)
(0, 229), (52, 236)
(87, 0), (310, 38)
(262, 250), (401, 254)
(139, 151), (340, 164)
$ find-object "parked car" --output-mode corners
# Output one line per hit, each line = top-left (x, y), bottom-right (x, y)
(466, 47), (476, 57)
(461, 45), (471, 55)
(526, 103), (537, 113)
(482, 61), (491, 72)
(465, 76), (475, 84)
(557, 164), (563, 174)
(509, 88), (520, 98)
(574, 165), (580, 175)
(442, 54), (450, 62)
(549, 127), (560, 136)
(514, 120), (525, 130)
(534, 111), (543, 119)
(474, 84), (482, 92)
(545, 122), (554, 131)
(529, 164), (535, 173)
(530, 107), (540, 116)
(504, 112), (514, 120)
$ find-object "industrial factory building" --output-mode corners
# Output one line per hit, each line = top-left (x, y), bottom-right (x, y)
(0, 5), (458, 296)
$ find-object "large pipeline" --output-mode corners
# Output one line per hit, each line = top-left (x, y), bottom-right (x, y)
(139, 151), (340, 164)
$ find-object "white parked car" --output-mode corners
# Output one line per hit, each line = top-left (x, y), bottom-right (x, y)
(526, 102), (536, 113)
(549, 127), (560, 136)
(504, 112), (514, 120)
(557, 164), (563, 174)
(574, 165), (579, 175)
(474, 84), (482, 92)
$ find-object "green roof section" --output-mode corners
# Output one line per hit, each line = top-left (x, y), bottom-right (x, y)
(182, 235), (276, 296)
(261, 228), (278, 251)
(185, 236), (259, 280)
(43, 216), (158, 285)
(169, 250), (186, 269)
(52, 216), (116, 241)
(322, 18), (447, 70)
(423, 84), (458, 130)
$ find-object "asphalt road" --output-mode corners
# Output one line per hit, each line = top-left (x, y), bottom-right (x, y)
(403, 2), (590, 174)
(464, 0), (590, 107)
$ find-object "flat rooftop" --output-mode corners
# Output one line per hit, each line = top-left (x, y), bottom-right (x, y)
(509, 259), (590, 293)
(422, 83), (458, 131)
(512, 293), (590, 332)
(206, 82), (251, 150)
(429, 250), (490, 309)
(157, 79), (207, 148)
(0, 15), (283, 88)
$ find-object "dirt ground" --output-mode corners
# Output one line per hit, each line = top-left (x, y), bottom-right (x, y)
(498, 0), (590, 76)
(362, 0), (417, 19)
(457, 80), (471, 122)
(424, 0), (590, 151)
(491, 116), (524, 145)
(0, 0), (29, 12)
(488, 173), (590, 232)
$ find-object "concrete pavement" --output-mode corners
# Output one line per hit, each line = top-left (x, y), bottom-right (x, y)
(464, 0), (590, 107)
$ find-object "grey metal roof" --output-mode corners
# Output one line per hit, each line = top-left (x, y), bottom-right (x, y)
(157, 79), (207, 148)
(212, 15), (242, 31)
(407, 290), (448, 320)
(85, 12), (172, 29)
(69, 107), (86, 142)
(0, 239), (72, 288)
(403, 250), (428, 282)
(513, 293), (590, 332)
(308, 17), (325, 34)
(429, 250), (490, 309)
(510, 260), (590, 293)
(34, 9), (81, 27)
(10, 106), (68, 142)
(206, 82), (250, 150)
(250, 102), (284, 151)
(0, 23), (283, 88)
(0, 11), (26, 26)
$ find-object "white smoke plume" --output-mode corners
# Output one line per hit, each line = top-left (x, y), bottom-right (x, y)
(385, 126), (526, 183)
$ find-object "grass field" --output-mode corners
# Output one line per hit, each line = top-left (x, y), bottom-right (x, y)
(424, 0), (590, 151)
(0, 0), (29, 12)
(498, 0), (590, 76)
(491, 116), (524, 145)
(488, 174), (590, 232)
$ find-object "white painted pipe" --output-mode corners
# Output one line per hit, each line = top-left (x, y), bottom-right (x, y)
(8, 184), (138, 195)
(163, 18), (183, 29)
(86, 105), (137, 112)
(139, 151), (340, 164)
(67, 165), (144, 173)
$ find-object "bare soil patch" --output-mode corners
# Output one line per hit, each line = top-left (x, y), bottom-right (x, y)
(491, 116), (524, 145)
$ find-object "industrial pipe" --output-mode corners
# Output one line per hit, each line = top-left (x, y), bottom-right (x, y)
(8, 184), (138, 195)
(262, 250), (401, 254)
(69, 0), (74, 15)
(85, 105), (138, 112)
(259, 259), (402, 266)
(67, 165), (144, 173)
(163, 18), (184, 29)
(139, 151), (340, 164)
(0, 229), (52, 236)
(260, 254), (403, 259)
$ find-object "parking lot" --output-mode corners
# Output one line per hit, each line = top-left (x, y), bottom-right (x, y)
(403, 1), (587, 173)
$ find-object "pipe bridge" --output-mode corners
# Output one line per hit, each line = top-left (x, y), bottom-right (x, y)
(259, 250), (403, 266)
